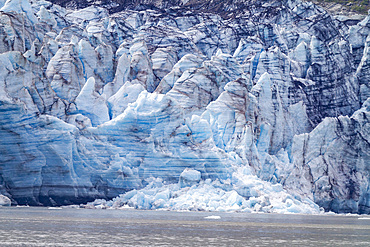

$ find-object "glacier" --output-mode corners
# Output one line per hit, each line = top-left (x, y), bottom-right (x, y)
(0, 0), (369, 214)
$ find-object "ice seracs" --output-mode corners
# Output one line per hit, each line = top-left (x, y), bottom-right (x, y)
(75, 77), (110, 126)
(107, 81), (145, 119)
(46, 41), (85, 102)
(1, 0), (37, 24)
(283, 98), (370, 214)
(155, 54), (203, 94)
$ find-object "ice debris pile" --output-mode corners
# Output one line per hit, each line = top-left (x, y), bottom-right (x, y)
(86, 168), (321, 214)
(0, 0), (369, 214)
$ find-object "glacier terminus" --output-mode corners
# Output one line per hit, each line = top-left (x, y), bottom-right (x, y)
(0, 0), (369, 214)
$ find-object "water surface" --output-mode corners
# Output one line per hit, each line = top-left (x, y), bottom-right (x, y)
(0, 207), (369, 246)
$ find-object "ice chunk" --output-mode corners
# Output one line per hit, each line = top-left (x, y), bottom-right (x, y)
(179, 168), (201, 188)
(204, 215), (221, 219)
(0, 195), (11, 206)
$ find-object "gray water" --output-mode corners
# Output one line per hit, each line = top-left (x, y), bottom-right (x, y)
(0, 207), (369, 246)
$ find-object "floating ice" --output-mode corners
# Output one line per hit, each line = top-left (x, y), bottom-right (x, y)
(47, 207), (63, 210)
(204, 216), (221, 219)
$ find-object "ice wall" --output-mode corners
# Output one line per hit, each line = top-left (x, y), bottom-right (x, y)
(0, 0), (368, 213)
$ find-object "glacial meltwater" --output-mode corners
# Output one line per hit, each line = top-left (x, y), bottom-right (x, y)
(0, 207), (369, 246)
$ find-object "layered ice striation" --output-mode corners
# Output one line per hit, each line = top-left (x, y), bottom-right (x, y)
(0, 0), (369, 213)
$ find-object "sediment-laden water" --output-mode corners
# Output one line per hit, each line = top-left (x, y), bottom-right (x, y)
(0, 207), (369, 246)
